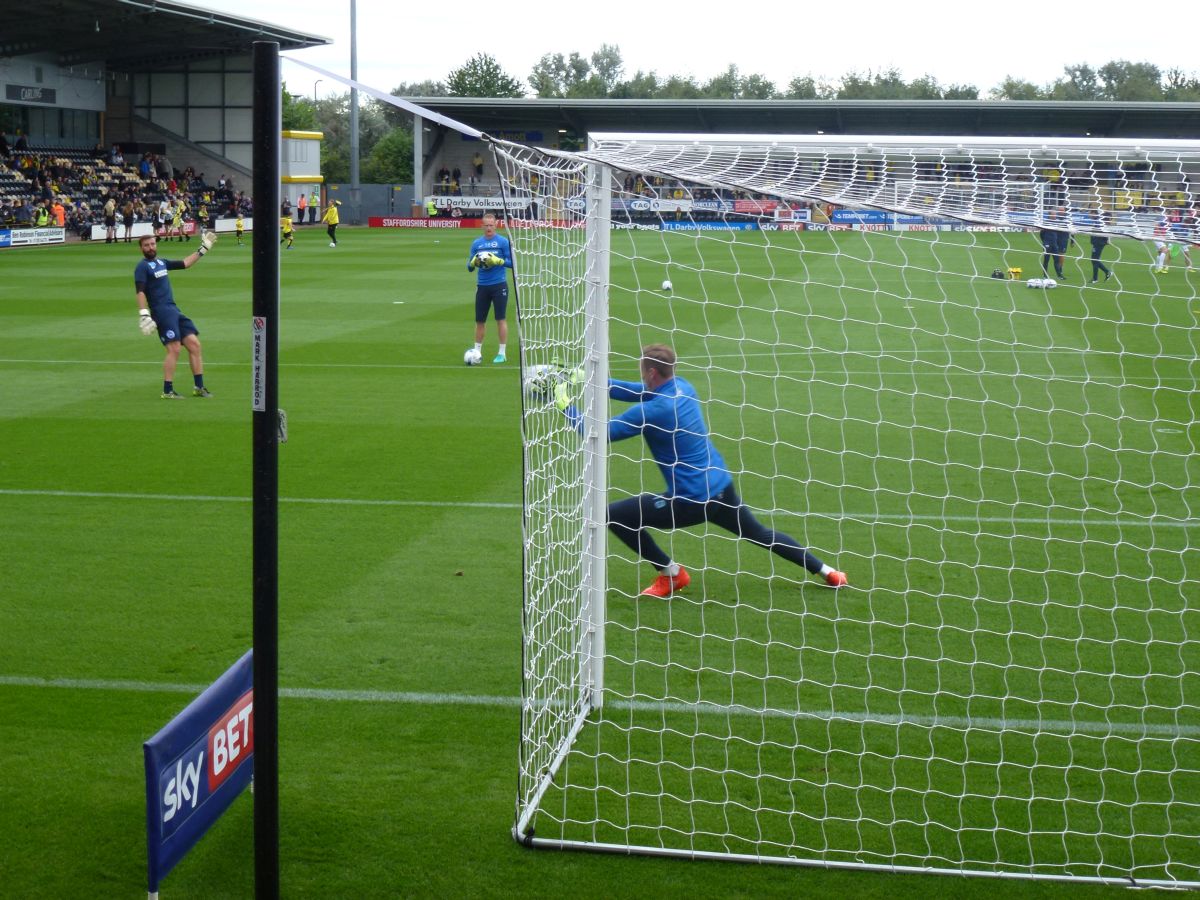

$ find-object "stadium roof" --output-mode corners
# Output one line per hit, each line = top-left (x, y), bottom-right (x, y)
(404, 98), (1200, 141)
(0, 0), (329, 71)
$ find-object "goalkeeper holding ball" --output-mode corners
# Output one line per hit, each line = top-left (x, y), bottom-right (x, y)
(133, 232), (218, 399)
(466, 213), (513, 364)
(554, 344), (847, 597)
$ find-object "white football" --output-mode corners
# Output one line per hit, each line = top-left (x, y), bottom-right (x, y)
(464, 348), (483, 366)
(661, 280), (673, 292)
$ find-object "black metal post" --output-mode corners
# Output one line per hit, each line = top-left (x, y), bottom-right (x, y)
(251, 40), (281, 900)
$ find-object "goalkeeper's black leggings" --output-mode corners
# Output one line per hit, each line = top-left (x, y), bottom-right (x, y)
(607, 486), (825, 575)
(327, 223), (337, 244)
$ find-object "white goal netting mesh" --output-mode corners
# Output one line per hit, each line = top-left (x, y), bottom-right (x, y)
(503, 135), (1200, 885)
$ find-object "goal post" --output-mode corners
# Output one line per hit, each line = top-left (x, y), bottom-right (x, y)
(503, 132), (1200, 886)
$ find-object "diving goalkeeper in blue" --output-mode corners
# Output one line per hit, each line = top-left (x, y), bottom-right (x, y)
(557, 344), (847, 597)
(466, 213), (513, 364)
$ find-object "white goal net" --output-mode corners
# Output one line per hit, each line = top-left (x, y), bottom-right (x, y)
(503, 133), (1200, 886)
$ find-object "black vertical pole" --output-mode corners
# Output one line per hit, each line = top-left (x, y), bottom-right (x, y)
(251, 40), (281, 900)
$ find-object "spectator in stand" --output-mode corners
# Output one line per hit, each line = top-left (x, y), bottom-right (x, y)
(0, 130), (9, 159)
(296, 191), (307, 224)
(473, 151), (484, 178)
(122, 200), (136, 242)
(452, 165), (462, 185)
(13, 130), (28, 152)
(51, 198), (66, 228)
(157, 197), (172, 238)
(104, 197), (118, 243)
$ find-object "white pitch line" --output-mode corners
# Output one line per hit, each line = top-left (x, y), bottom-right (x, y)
(1, 674), (1195, 739)
(2, 488), (1194, 529)
(0, 488), (519, 510)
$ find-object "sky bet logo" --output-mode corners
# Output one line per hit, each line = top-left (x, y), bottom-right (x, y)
(160, 691), (253, 825)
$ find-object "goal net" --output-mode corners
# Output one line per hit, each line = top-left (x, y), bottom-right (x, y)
(502, 133), (1200, 886)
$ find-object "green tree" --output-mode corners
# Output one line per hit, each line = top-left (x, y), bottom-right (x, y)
(835, 71), (874, 99)
(362, 128), (414, 184)
(1049, 63), (1101, 100)
(703, 64), (742, 98)
(907, 75), (943, 100)
(590, 44), (624, 95)
(312, 93), (390, 183)
(871, 68), (909, 99)
(657, 75), (703, 99)
(942, 83), (980, 100)
(447, 53), (524, 98)
(990, 76), (1045, 100)
(610, 70), (660, 99)
(1163, 68), (1200, 101)
(1097, 60), (1163, 100)
(281, 83), (317, 130)
(740, 73), (778, 99)
(785, 76), (833, 99)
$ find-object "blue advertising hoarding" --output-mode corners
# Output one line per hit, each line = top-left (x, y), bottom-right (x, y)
(144, 650), (254, 895)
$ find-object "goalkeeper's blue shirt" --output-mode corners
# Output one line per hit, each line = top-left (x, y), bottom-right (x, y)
(467, 233), (513, 286)
(608, 376), (732, 502)
(134, 257), (186, 309)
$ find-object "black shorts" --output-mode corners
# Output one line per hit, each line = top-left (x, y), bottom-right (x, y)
(474, 283), (509, 322)
(153, 308), (199, 345)
(105, 215), (116, 227)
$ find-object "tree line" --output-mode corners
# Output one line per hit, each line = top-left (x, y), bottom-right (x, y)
(439, 49), (1200, 102)
(283, 51), (1200, 184)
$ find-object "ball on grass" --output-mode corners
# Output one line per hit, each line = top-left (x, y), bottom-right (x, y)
(661, 279), (673, 292)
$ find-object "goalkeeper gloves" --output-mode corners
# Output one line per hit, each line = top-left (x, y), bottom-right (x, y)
(138, 310), (156, 336)
(198, 231), (218, 255)
(554, 381), (573, 413)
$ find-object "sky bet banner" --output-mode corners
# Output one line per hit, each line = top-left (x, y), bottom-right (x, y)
(143, 650), (254, 894)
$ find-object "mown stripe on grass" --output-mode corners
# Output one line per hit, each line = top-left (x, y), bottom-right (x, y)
(1, 674), (1196, 739)
(1, 488), (1194, 529)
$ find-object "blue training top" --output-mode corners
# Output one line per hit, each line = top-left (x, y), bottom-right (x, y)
(467, 233), (513, 286)
(607, 376), (732, 502)
(134, 258), (185, 309)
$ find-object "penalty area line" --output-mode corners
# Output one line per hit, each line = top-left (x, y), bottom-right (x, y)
(1, 675), (1196, 740)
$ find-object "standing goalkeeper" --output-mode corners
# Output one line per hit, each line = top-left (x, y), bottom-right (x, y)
(133, 232), (217, 398)
(555, 344), (847, 597)
(466, 213), (513, 364)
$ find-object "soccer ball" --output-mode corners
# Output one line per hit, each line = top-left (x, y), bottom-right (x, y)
(463, 348), (482, 366)
(661, 279), (673, 292)
(473, 251), (500, 268)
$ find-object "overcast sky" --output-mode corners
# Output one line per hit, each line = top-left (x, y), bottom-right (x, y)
(200, 0), (1185, 99)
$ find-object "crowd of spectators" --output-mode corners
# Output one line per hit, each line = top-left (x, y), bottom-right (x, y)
(0, 133), (253, 240)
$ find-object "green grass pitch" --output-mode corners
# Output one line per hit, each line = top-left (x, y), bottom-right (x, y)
(0, 226), (1196, 896)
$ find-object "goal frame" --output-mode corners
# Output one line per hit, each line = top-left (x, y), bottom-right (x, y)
(512, 131), (1199, 888)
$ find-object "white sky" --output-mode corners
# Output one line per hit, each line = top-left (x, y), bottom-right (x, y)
(199, 0), (1185, 99)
